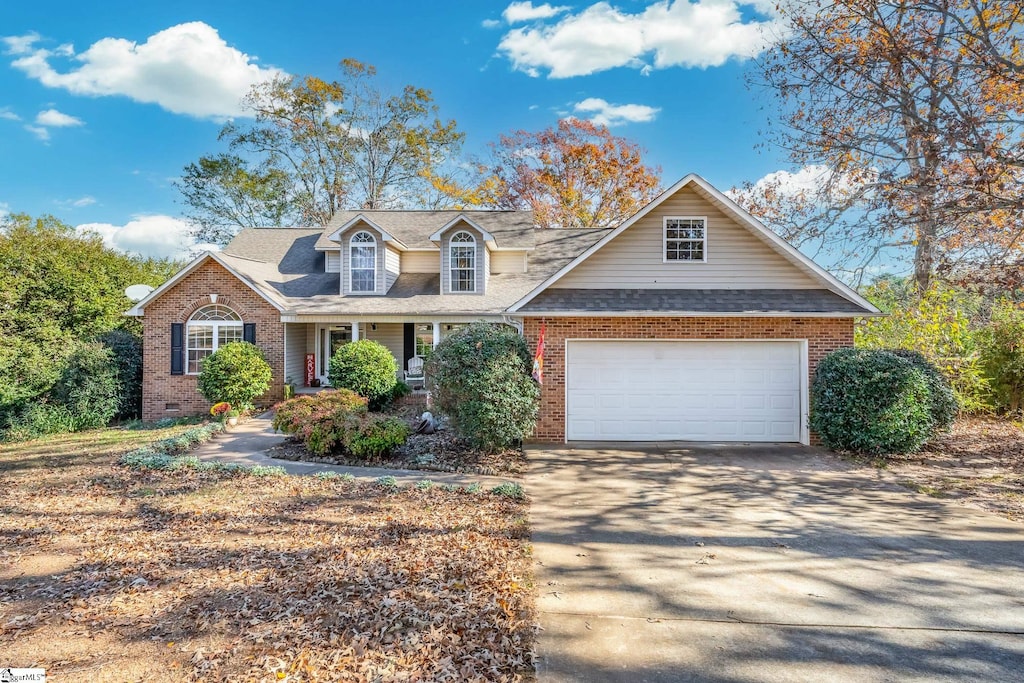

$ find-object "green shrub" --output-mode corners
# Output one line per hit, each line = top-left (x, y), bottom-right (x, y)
(979, 300), (1024, 414)
(3, 402), (79, 441)
(272, 390), (368, 455)
(425, 323), (539, 452)
(810, 348), (934, 455)
(98, 330), (143, 420)
(890, 349), (958, 432)
(347, 415), (410, 459)
(857, 281), (989, 412)
(197, 342), (272, 409)
(50, 341), (121, 430)
(390, 380), (412, 402)
(491, 481), (525, 499)
(328, 340), (397, 409)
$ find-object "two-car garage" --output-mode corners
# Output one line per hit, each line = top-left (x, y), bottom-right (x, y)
(565, 340), (806, 443)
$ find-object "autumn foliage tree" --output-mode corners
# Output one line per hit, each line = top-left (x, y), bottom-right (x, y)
(750, 0), (1024, 293)
(179, 60), (464, 245)
(451, 118), (661, 229)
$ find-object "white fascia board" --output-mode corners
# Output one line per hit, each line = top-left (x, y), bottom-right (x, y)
(326, 214), (407, 249)
(508, 174), (880, 315)
(429, 214), (496, 246)
(125, 251), (285, 316)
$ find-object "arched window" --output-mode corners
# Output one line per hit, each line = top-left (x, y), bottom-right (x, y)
(350, 231), (377, 293)
(186, 304), (243, 374)
(449, 231), (476, 292)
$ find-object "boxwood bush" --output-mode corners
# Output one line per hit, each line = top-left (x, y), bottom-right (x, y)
(197, 342), (272, 410)
(425, 323), (539, 452)
(810, 348), (937, 455)
(328, 340), (398, 410)
(890, 349), (958, 432)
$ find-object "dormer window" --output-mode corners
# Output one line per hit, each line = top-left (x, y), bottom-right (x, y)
(664, 217), (706, 262)
(450, 231), (476, 292)
(350, 231), (376, 292)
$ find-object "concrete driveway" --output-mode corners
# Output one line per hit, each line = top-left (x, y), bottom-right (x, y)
(526, 443), (1024, 682)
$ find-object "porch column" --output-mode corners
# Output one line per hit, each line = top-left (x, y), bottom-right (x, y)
(432, 320), (441, 347)
(352, 321), (360, 342)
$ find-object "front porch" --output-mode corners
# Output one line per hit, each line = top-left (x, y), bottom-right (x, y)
(283, 317), (514, 390)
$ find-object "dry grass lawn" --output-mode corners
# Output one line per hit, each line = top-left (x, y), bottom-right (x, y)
(0, 426), (534, 681)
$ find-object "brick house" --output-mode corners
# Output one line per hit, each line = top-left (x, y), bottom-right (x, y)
(128, 174), (879, 443)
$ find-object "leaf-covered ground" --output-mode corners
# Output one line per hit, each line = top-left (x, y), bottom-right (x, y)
(869, 417), (1024, 519)
(0, 427), (534, 681)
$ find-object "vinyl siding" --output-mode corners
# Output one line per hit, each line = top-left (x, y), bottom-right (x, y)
(402, 251), (439, 273)
(284, 323), (308, 386)
(491, 250), (527, 273)
(340, 224), (385, 295)
(440, 224), (485, 295)
(385, 247), (400, 293)
(325, 251), (341, 273)
(363, 323), (404, 370)
(554, 186), (820, 289)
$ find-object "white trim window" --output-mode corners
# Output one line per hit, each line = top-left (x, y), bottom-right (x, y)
(186, 304), (243, 374)
(450, 231), (476, 292)
(664, 216), (707, 262)
(350, 231), (377, 293)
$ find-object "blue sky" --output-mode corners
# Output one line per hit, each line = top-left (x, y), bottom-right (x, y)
(0, 0), (826, 261)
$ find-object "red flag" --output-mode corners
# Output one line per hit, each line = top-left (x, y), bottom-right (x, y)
(532, 323), (545, 384)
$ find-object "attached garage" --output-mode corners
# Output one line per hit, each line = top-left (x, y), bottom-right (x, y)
(565, 340), (807, 443)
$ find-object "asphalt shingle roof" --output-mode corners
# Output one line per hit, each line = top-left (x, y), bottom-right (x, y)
(518, 288), (870, 314)
(313, 210), (537, 250)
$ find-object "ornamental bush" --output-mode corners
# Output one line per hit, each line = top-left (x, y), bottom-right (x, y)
(272, 391), (408, 458)
(197, 342), (272, 410)
(327, 340), (398, 410)
(890, 349), (958, 432)
(425, 323), (539, 452)
(97, 329), (143, 420)
(347, 416), (410, 459)
(50, 340), (121, 430)
(810, 348), (934, 455)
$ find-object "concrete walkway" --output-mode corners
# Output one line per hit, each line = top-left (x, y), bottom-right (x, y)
(527, 442), (1024, 682)
(193, 413), (516, 488)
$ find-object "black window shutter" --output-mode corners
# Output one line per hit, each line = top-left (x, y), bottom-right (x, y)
(403, 323), (415, 367)
(170, 323), (184, 375)
(243, 323), (256, 345)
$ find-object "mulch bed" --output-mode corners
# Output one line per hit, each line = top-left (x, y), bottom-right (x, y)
(269, 409), (526, 476)
(871, 416), (1024, 519)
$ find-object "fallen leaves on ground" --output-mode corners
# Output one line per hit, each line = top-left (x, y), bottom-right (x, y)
(0, 432), (534, 681)
(878, 417), (1024, 519)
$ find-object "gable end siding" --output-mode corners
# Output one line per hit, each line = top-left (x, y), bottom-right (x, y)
(340, 224), (387, 295)
(440, 224), (486, 294)
(554, 186), (819, 290)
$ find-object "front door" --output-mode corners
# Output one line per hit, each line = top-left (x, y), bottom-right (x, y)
(318, 325), (351, 384)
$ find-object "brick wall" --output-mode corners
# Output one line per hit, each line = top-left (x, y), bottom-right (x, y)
(141, 259), (286, 421)
(523, 316), (854, 443)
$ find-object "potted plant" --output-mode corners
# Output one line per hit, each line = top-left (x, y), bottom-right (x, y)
(210, 401), (232, 423)
(226, 408), (241, 427)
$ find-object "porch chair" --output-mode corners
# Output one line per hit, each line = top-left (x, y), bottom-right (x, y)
(404, 355), (425, 390)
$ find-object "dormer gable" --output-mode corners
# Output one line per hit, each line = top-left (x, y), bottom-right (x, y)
(434, 218), (489, 295)
(332, 218), (404, 296)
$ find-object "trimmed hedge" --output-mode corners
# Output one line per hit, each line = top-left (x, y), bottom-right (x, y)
(425, 323), (539, 452)
(197, 342), (272, 409)
(328, 340), (398, 410)
(811, 348), (940, 455)
(890, 349), (958, 432)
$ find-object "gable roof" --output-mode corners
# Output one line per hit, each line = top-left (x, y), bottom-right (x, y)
(507, 174), (880, 315)
(314, 210), (536, 251)
(323, 215), (407, 248)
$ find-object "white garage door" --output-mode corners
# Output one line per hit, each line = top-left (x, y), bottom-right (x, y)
(566, 340), (803, 442)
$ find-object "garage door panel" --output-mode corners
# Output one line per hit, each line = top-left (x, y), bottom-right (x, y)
(566, 341), (802, 442)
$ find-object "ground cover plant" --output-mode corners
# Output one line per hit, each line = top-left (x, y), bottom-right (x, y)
(0, 423), (535, 680)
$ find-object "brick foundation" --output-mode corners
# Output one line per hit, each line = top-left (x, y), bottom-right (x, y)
(141, 260), (286, 421)
(523, 316), (855, 443)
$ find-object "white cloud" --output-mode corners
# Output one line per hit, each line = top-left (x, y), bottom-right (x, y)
(5, 22), (284, 119)
(503, 2), (571, 23)
(0, 202), (9, 220)
(482, 18), (503, 29)
(572, 97), (660, 126)
(58, 195), (97, 208)
(35, 108), (83, 127)
(2, 32), (41, 55)
(77, 214), (204, 259)
(24, 125), (50, 141)
(497, 0), (778, 78)
(0, 107), (20, 121)
(731, 164), (874, 204)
